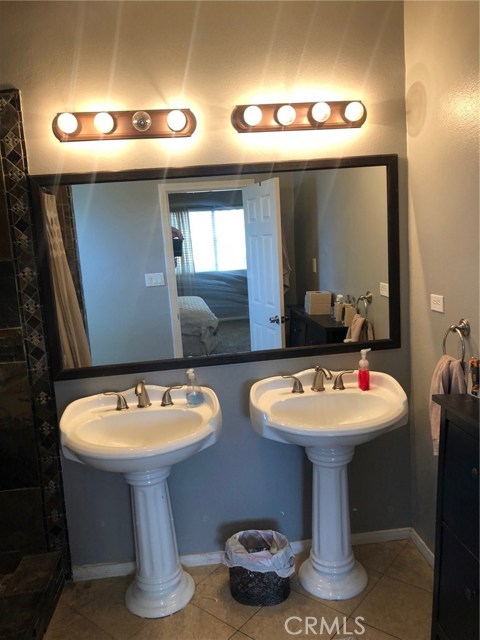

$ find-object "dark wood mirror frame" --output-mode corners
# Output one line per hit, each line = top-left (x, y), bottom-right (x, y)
(29, 154), (400, 381)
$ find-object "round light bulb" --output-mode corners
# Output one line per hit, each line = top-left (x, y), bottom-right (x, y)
(93, 112), (115, 134)
(56, 112), (78, 135)
(276, 104), (297, 126)
(243, 105), (263, 127)
(132, 111), (152, 132)
(311, 102), (331, 123)
(167, 109), (187, 132)
(276, 104), (297, 127)
(344, 101), (365, 123)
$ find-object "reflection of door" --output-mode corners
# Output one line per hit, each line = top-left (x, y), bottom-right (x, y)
(242, 178), (285, 350)
(159, 179), (253, 357)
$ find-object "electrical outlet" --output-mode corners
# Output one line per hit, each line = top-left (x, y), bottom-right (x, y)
(380, 282), (389, 297)
(430, 294), (444, 313)
(145, 272), (165, 287)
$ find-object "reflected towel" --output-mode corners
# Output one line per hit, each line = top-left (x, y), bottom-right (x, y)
(344, 313), (375, 342)
(429, 355), (467, 455)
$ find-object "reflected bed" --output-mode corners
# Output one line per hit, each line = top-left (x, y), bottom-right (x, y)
(178, 296), (220, 356)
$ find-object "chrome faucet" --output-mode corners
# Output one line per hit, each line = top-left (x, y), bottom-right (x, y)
(282, 375), (304, 393)
(333, 370), (355, 390)
(311, 366), (332, 392)
(135, 380), (151, 408)
(104, 392), (129, 411)
(161, 385), (182, 406)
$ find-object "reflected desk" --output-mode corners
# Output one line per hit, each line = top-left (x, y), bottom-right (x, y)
(288, 306), (348, 347)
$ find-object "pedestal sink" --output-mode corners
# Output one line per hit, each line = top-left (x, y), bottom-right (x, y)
(60, 384), (222, 618)
(249, 369), (408, 600)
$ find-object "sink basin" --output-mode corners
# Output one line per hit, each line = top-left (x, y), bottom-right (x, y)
(60, 384), (222, 619)
(249, 368), (408, 601)
(250, 369), (408, 447)
(60, 385), (222, 473)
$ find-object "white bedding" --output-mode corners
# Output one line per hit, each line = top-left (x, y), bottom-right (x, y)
(178, 296), (220, 355)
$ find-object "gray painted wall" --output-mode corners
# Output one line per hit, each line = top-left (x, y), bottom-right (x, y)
(73, 181), (175, 365)
(404, 1), (479, 550)
(294, 166), (389, 338)
(55, 350), (411, 566)
(1, 1), (416, 568)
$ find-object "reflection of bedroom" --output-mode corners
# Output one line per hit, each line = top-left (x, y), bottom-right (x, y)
(66, 166), (387, 367)
(169, 190), (251, 357)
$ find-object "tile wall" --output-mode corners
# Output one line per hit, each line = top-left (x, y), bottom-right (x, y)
(0, 88), (67, 638)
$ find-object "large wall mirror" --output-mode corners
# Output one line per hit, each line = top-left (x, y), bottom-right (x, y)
(30, 154), (400, 380)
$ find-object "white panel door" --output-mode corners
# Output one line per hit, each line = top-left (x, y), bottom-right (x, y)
(243, 178), (285, 350)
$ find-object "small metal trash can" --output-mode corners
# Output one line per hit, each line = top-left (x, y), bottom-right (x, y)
(224, 529), (295, 606)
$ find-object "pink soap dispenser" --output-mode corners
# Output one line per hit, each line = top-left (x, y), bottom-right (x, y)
(358, 348), (371, 391)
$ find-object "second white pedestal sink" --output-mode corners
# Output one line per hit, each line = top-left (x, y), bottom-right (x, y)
(249, 369), (408, 601)
(60, 384), (222, 618)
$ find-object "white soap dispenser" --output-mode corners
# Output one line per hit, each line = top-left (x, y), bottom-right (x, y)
(185, 368), (205, 406)
(358, 348), (371, 391)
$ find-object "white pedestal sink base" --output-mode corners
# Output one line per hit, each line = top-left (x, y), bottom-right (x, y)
(299, 558), (367, 600)
(124, 467), (194, 618)
(299, 445), (368, 600)
(125, 571), (194, 618)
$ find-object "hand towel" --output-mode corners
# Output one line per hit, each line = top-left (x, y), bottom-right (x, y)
(429, 355), (467, 455)
(345, 314), (375, 342)
(345, 313), (365, 342)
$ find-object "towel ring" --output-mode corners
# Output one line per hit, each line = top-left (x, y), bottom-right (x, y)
(356, 291), (372, 318)
(442, 318), (470, 363)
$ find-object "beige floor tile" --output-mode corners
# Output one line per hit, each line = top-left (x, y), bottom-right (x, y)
(352, 541), (408, 574)
(72, 575), (146, 640)
(384, 542), (433, 592)
(61, 576), (127, 610)
(353, 575), (432, 640)
(240, 590), (344, 639)
(192, 565), (261, 628)
(45, 605), (115, 639)
(291, 567), (381, 616)
(46, 545), (434, 640)
(187, 563), (222, 585)
(332, 621), (401, 639)
(128, 603), (236, 639)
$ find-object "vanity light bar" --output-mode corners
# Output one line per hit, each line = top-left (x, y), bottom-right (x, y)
(231, 101), (367, 133)
(52, 109), (197, 142)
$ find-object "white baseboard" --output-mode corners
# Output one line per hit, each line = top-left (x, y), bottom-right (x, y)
(351, 527), (411, 545)
(409, 528), (435, 567)
(72, 527), (433, 581)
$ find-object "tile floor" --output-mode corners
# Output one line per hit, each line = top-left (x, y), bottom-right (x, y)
(45, 539), (433, 640)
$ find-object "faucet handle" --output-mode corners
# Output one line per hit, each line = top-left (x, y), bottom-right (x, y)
(333, 370), (355, 391)
(282, 375), (304, 394)
(161, 385), (183, 407)
(104, 392), (129, 411)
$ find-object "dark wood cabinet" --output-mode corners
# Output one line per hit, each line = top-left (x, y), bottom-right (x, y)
(288, 306), (348, 347)
(431, 394), (479, 640)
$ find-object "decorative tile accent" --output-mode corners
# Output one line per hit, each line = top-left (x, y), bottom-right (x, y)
(0, 89), (70, 573)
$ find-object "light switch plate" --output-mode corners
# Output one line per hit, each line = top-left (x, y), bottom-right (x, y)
(145, 272), (165, 287)
(380, 282), (389, 297)
(430, 294), (444, 313)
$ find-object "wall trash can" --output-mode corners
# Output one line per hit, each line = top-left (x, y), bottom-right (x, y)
(224, 529), (295, 606)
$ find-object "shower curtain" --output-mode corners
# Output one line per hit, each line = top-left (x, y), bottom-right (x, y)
(40, 191), (92, 368)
